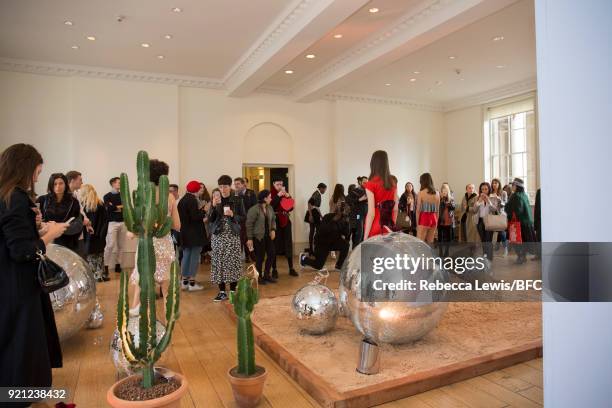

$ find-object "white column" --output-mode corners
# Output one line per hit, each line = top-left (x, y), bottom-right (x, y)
(535, 0), (612, 407)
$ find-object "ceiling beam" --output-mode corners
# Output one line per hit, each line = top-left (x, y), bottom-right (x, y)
(224, 0), (368, 97)
(291, 0), (519, 102)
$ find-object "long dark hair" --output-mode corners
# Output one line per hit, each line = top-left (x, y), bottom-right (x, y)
(419, 173), (436, 194)
(200, 183), (211, 202)
(369, 150), (394, 190)
(331, 183), (345, 204)
(404, 181), (417, 201)
(479, 182), (492, 195)
(0, 144), (43, 206)
(491, 178), (502, 195)
(47, 173), (71, 203)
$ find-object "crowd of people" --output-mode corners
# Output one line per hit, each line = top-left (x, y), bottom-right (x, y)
(0, 143), (541, 398)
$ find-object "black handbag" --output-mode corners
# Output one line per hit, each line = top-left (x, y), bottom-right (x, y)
(37, 249), (69, 293)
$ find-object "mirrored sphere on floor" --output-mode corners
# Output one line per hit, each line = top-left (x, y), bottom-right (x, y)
(292, 283), (339, 335)
(340, 233), (449, 344)
(110, 316), (166, 376)
(47, 244), (97, 341)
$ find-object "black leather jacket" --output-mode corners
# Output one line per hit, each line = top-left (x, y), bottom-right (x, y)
(207, 193), (245, 236)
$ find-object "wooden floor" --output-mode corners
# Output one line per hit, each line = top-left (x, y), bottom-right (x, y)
(38, 256), (543, 408)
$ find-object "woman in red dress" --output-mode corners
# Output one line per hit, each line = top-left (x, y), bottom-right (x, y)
(363, 150), (398, 238)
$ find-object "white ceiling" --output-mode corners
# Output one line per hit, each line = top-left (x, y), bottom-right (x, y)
(0, 0), (289, 78)
(0, 0), (536, 107)
(340, 0), (536, 103)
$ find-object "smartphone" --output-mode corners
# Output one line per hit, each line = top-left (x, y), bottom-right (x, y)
(66, 216), (76, 224)
(223, 206), (231, 216)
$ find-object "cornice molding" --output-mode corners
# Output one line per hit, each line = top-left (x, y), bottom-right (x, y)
(223, 0), (323, 90)
(0, 58), (225, 89)
(443, 77), (537, 112)
(325, 92), (445, 112)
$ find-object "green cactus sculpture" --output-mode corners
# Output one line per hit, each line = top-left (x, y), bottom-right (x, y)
(229, 274), (259, 376)
(116, 150), (180, 389)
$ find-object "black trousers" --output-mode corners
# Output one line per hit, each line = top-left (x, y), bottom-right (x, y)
(303, 239), (349, 270)
(308, 223), (317, 254)
(350, 219), (364, 249)
(437, 225), (454, 257)
(477, 218), (494, 260)
(273, 221), (294, 270)
(254, 237), (275, 277)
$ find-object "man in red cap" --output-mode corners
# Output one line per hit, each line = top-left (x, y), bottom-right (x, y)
(177, 180), (207, 290)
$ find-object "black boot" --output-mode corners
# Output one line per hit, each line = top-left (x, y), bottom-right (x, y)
(264, 271), (277, 284)
(272, 269), (279, 279)
(114, 263), (122, 273)
(289, 268), (299, 277)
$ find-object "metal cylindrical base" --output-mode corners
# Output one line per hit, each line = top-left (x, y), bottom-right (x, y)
(356, 338), (380, 375)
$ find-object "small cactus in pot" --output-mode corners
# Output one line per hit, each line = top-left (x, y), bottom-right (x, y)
(227, 266), (267, 408)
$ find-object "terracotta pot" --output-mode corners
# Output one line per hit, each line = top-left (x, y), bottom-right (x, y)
(227, 366), (267, 408)
(107, 372), (188, 408)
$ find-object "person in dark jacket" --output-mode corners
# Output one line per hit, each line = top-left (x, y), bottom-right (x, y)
(36, 173), (82, 254)
(0, 144), (68, 405)
(271, 177), (298, 277)
(346, 184), (362, 248)
(103, 177), (126, 274)
(79, 184), (109, 282)
(178, 180), (207, 291)
(305, 183), (326, 255)
(533, 188), (541, 260)
(505, 178), (536, 264)
(398, 181), (418, 235)
(246, 190), (277, 285)
(208, 175), (246, 302)
(234, 177), (257, 262)
(299, 201), (350, 271)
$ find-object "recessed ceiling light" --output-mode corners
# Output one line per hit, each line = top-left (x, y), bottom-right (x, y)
(171, 7), (182, 12)
(64, 20), (73, 26)
(448, 56), (456, 60)
(285, 70), (294, 74)
(409, 78), (417, 82)
(333, 34), (343, 39)
(86, 35), (96, 41)
(157, 55), (165, 59)
(459, 78), (465, 81)
(369, 7), (379, 13)
(71, 45), (79, 49)
(493, 35), (505, 42)
(413, 71), (420, 74)
(164, 34), (172, 40)
(496, 65), (505, 69)
(435, 80), (443, 85)
(305, 54), (316, 59)
(428, 88), (433, 93)
(385, 83), (391, 86)
(141, 43), (150, 48)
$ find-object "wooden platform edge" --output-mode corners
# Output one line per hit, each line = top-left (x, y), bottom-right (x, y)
(223, 303), (542, 408)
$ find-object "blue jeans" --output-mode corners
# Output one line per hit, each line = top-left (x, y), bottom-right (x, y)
(181, 246), (202, 279)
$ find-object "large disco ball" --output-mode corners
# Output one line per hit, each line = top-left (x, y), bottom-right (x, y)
(47, 244), (97, 341)
(292, 282), (339, 335)
(340, 233), (449, 344)
(110, 317), (166, 376)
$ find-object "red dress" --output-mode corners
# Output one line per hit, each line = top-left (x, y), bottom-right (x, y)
(364, 176), (397, 238)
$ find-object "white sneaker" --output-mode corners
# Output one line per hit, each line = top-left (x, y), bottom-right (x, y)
(181, 281), (189, 291)
(129, 305), (140, 317)
(503, 247), (509, 257)
(188, 283), (204, 291)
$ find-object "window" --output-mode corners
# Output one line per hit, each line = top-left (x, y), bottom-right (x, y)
(485, 97), (538, 202)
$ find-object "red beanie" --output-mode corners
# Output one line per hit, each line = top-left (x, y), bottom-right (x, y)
(186, 180), (201, 193)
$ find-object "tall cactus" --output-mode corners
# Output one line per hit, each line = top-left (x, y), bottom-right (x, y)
(229, 275), (259, 376)
(116, 151), (180, 389)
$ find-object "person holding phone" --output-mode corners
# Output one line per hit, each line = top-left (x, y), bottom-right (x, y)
(208, 175), (246, 302)
(271, 177), (298, 277)
(0, 144), (69, 402)
(246, 190), (277, 284)
(36, 173), (83, 254)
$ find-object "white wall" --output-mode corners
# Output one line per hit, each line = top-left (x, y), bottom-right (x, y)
(535, 0), (612, 406)
(0, 70), (446, 244)
(334, 100), (446, 193)
(443, 106), (484, 194)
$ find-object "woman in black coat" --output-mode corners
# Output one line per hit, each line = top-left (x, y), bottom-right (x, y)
(36, 173), (82, 254)
(0, 144), (68, 403)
